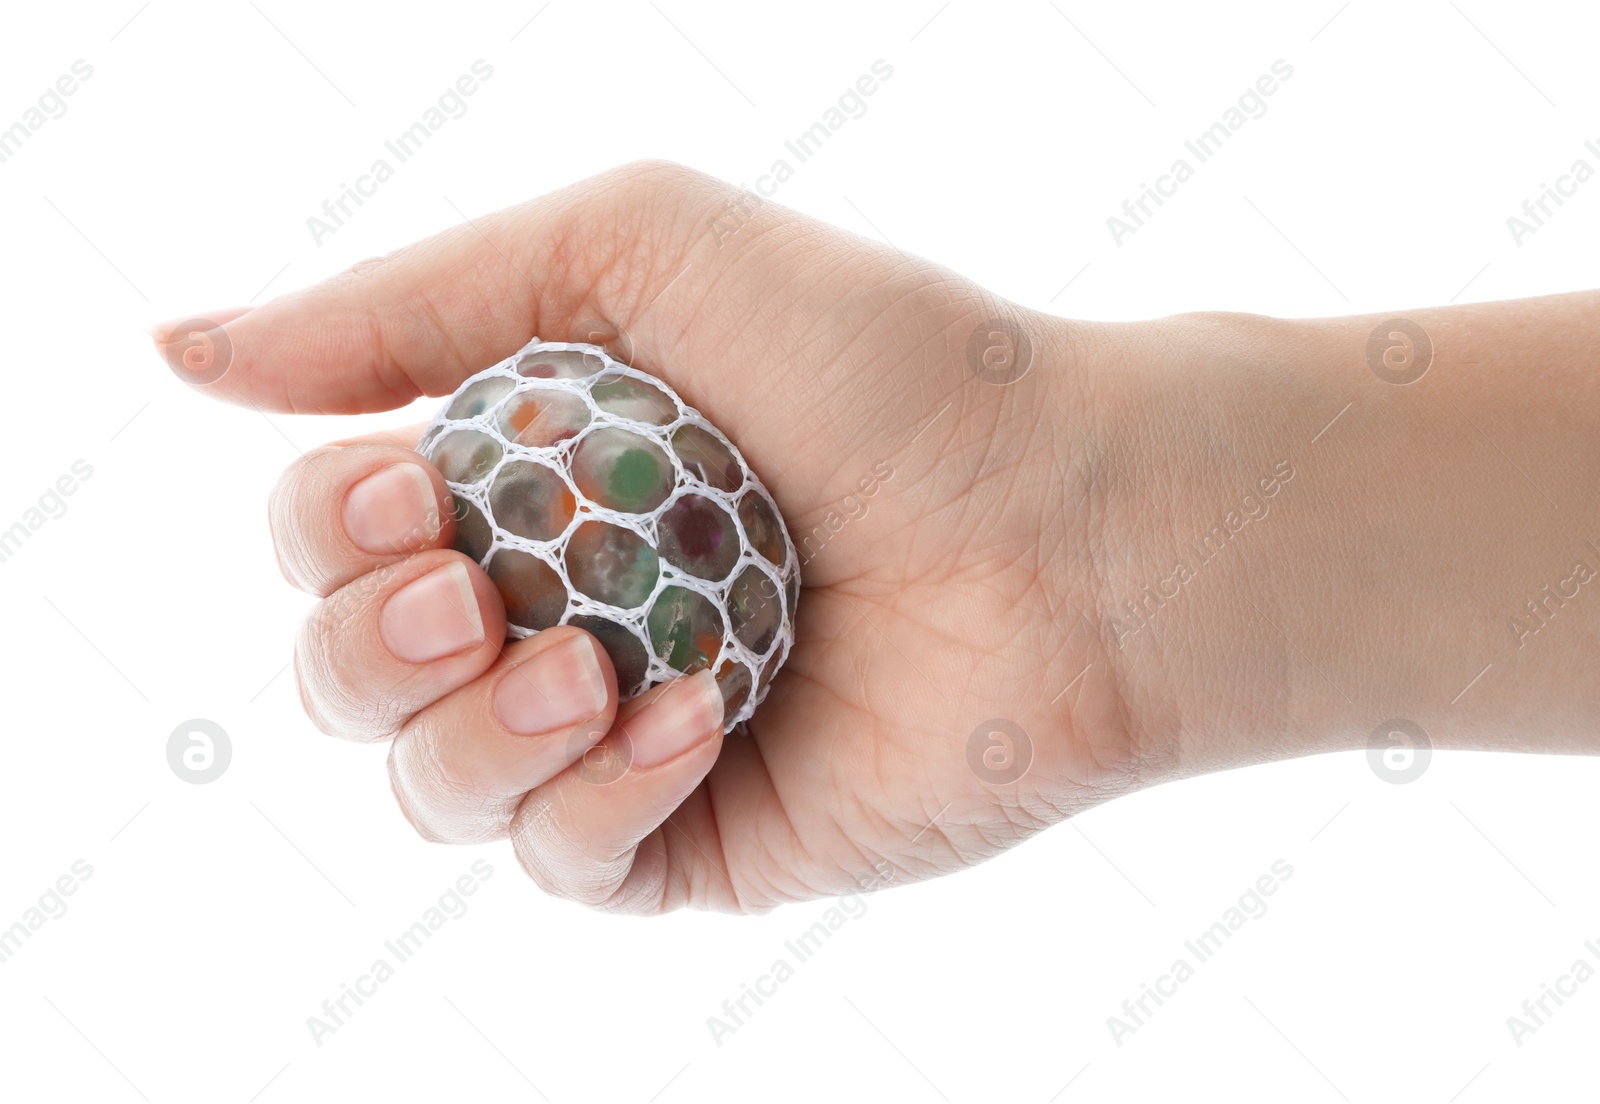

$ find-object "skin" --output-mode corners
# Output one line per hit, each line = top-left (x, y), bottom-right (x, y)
(152, 161), (1600, 914)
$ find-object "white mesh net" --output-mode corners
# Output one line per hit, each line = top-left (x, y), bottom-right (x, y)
(417, 339), (798, 731)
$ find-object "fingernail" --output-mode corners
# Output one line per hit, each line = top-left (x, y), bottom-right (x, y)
(146, 305), (255, 344)
(622, 669), (723, 768)
(380, 561), (485, 664)
(494, 634), (609, 735)
(344, 463), (440, 554)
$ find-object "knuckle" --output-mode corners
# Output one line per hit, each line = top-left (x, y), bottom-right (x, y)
(510, 800), (591, 900)
(268, 446), (347, 595)
(388, 748), (449, 844)
(292, 442), (348, 484)
(293, 595), (404, 742)
(328, 250), (405, 291)
(509, 802), (649, 912)
(293, 609), (351, 738)
(394, 731), (508, 844)
(291, 640), (343, 740)
(509, 816), (568, 898)
(596, 855), (668, 916)
(611, 158), (702, 189)
(606, 159), (730, 218)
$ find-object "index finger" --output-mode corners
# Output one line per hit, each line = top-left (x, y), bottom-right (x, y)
(149, 161), (740, 416)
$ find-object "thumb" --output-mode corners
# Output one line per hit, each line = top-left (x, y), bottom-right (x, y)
(148, 161), (757, 416)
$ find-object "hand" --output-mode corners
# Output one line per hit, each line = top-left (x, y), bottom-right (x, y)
(154, 161), (1126, 913)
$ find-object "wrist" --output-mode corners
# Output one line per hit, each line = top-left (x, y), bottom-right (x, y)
(1073, 310), (1360, 785)
(1003, 307), (1184, 804)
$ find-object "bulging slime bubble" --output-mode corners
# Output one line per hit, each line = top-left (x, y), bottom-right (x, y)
(418, 339), (799, 731)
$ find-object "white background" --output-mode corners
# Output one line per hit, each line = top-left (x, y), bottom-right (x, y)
(2, 1), (1598, 1100)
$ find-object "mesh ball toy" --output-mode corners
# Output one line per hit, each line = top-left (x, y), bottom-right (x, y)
(418, 339), (799, 731)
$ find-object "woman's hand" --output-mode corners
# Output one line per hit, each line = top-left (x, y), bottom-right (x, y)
(154, 161), (1129, 913)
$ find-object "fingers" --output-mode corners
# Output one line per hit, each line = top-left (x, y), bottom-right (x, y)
(386, 627), (618, 844)
(268, 425), (452, 597)
(153, 160), (745, 416)
(507, 670), (726, 913)
(295, 551), (506, 741)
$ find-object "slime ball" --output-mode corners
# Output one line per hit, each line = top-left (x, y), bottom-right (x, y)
(418, 339), (799, 731)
